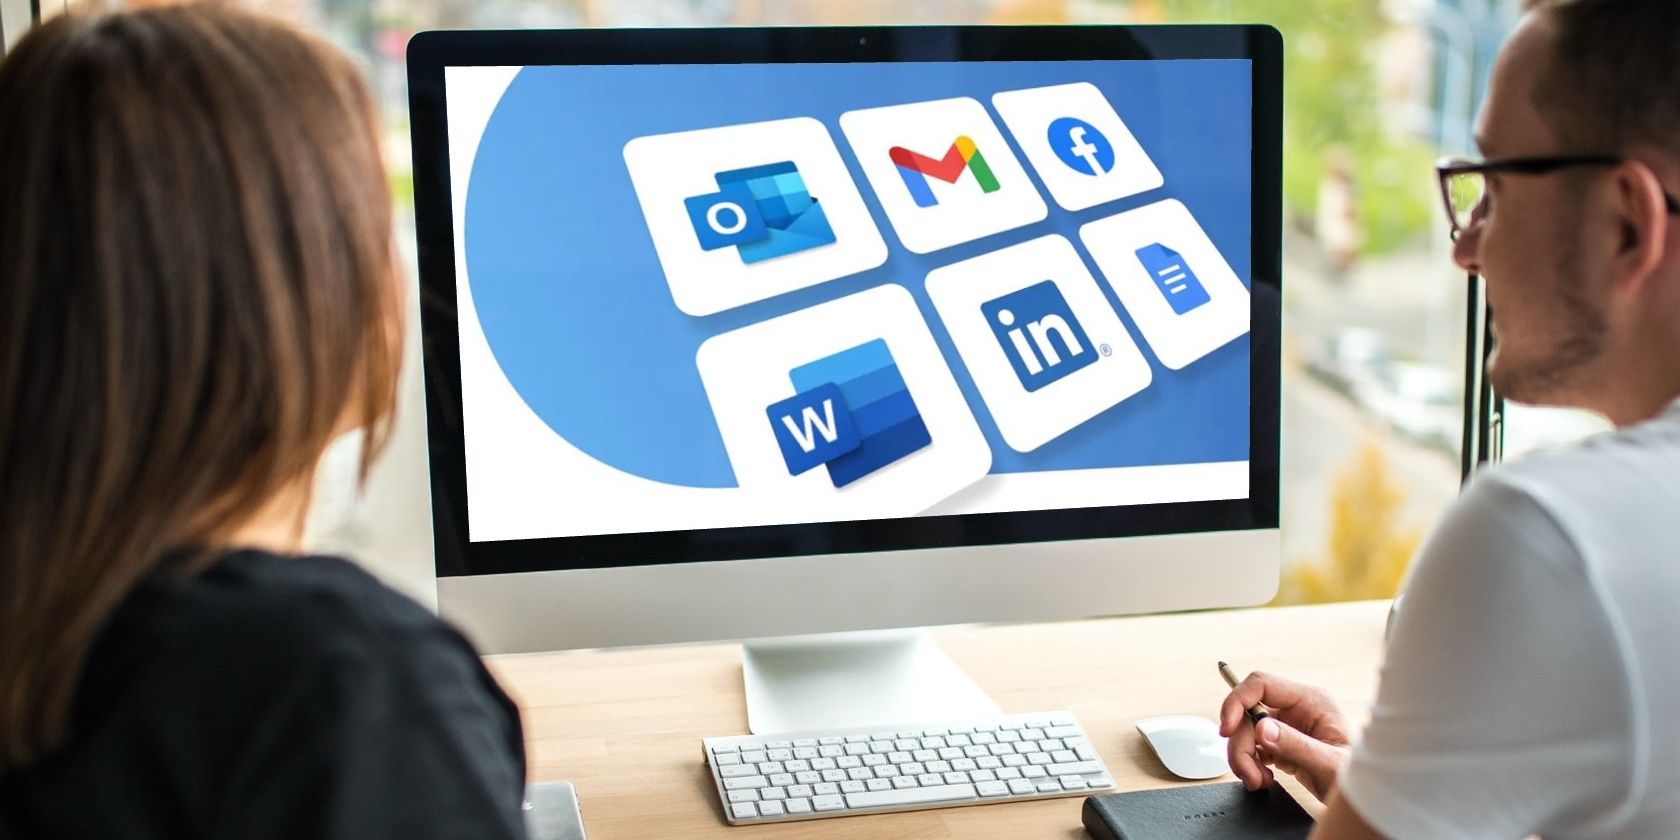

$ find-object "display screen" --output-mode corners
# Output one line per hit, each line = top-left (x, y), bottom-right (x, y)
(441, 58), (1255, 548)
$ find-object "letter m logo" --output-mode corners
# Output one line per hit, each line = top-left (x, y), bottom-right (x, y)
(888, 136), (1002, 207)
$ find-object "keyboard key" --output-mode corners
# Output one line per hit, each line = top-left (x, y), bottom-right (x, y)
(863, 754), (887, 767)
(769, 773), (794, 787)
(758, 800), (785, 816)
(887, 751), (912, 764)
(728, 790), (759, 802)
(870, 731), (895, 742)
(1089, 775), (1115, 789)
(818, 745), (843, 758)
(844, 735), (867, 744)
(795, 771), (819, 785)
(902, 762), (925, 776)
(812, 795), (846, 812)
(821, 769), (845, 782)
(840, 780), (865, 794)
(1022, 766), (1048, 779)
(715, 753), (741, 766)
(964, 745), (989, 759)
(997, 767), (1022, 780)
(976, 780), (1009, 797)
(758, 762), (783, 775)
(951, 758), (977, 771)
(944, 771), (970, 784)
(819, 737), (844, 745)
(847, 783), (977, 809)
(794, 747), (818, 760)
(814, 783), (839, 796)
(742, 751), (767, 763)
(767, 740), (792, 749)
(970, 769), (996, 782)
(844, 743), (869, 756)
(1036, 780), (1061, 793)
(793, 739), (817, 748)
(730, 802), (758, 820)
(724, 775), (767, 790)
(785, 798), (811, 814)
(874, 765), (898, 778)
(1060, 776), (1088, 790)
(869, 741), (894, 754)
(918, 774), (944, 787)
(847, 768), (872, 781)
(762, 787), (787, 800)
(913, 749), (938, 762)
(927, 760), (951, 774)
(788, 785), (813, 798)
(866, 778), (891, 791)
(1028, 753), (1053, 765)
(1045, 725), (1079, 738)
(1046, 760), (1103, 776)
(921, 736), (948, 749)
(812, 757), (837, 771)
(998, 731), (1021, 743)
(988, 743), (1014, 756)
(712, 742), (741, 753)
(720, 765), (757, 778)
(1041, 738), (1065, 751)
(837, 756), (862, 769)
(972, 732), (998, 745)
(892, 776), (918, 789)
(1002, 755), (1027, 767)
(977, 756), (1002, 769)
(1052, 750), (1078, 763)
(785, 760), (811, 772)
(1007, 778), (1035, 795)
(894, 739), (919, 751)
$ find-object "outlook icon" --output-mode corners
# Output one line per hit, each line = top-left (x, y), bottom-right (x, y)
(683, 161), (837, 264)
(1048, 116), (1114, 176)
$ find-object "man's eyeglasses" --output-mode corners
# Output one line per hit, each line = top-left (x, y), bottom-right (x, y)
(1435, 155), (1680, 240)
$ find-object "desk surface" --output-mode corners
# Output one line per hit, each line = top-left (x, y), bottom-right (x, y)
(487, 599), (1390, 838)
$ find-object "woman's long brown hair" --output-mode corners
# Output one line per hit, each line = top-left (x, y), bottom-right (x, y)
(0, 4), (400, 770)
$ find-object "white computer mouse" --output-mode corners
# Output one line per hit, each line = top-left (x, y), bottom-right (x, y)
(1134, 715), (1231, 780)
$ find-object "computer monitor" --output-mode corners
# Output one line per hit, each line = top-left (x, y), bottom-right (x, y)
(408, 24), (1282, 734)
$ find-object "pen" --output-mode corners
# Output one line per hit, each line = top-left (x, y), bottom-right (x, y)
(1217, 661), (1270, 725)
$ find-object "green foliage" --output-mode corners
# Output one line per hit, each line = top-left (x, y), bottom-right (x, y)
(1138, 0), (1438, 255)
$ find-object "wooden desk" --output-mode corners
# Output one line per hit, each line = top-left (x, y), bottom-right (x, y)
(488, 600), (1390, 838)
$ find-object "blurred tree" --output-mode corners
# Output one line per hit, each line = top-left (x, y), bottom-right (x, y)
(1120, 0), (1437, 256)
(1278, 438), (1422, 603)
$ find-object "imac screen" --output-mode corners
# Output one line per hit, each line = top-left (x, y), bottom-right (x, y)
(437, 57), (1257, 564)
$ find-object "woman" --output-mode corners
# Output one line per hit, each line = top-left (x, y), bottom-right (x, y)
(0, 6), (527, 838)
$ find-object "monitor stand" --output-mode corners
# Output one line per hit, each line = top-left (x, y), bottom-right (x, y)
(741, 628), (1001, 735)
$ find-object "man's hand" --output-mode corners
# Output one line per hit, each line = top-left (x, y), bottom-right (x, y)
(1219, 671), (1352, 802)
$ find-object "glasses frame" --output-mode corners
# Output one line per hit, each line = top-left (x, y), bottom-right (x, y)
(1435, 154), (1680, 240)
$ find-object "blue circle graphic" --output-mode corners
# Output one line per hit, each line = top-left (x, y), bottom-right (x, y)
(1048, 116), (1114, 175)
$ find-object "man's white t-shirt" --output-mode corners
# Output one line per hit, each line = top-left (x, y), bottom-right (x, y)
(1339, 399), (1680, 839)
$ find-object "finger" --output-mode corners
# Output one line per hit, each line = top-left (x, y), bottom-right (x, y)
(1220, 671), (1306, 735)
(1258, 717), (1332, 781)
(1225, 714), (1266, 791)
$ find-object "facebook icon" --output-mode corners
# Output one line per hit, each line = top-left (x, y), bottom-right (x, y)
(1047, 116), (1114, 176)
(981, 280), (1098, 392)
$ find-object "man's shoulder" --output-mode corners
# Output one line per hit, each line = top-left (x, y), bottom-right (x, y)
(1472, 410), (1680, 538)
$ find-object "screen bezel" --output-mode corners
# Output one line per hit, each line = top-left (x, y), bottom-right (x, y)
(407, 24), (1284, 578)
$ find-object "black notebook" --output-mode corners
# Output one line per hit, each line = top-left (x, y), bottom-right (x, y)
(1082, 781), (1314, 840)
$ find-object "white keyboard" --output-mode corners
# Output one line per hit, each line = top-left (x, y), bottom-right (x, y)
(703, 710), (1114, 825)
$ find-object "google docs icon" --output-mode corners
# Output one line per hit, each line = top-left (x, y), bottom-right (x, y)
(1135, 242), (1210, 315)
(684, 161), (837, 264)
(766, 339), (931, 488)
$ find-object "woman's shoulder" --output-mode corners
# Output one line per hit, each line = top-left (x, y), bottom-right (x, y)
(83, 549), (500, 727)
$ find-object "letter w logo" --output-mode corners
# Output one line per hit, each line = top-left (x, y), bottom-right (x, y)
(888, 136), (1002, 207)
(780, 399), (840, 453)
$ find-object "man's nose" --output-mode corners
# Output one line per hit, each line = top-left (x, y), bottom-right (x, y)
(1452, 222), (1481, 275)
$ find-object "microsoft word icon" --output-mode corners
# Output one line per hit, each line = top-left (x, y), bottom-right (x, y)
(766, 339), (931, 488)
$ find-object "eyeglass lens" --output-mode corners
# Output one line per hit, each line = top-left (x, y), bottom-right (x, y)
(1445, 170), (1486, 232)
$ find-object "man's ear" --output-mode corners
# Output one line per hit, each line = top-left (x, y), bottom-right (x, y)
(1609, 160), (1670, 293)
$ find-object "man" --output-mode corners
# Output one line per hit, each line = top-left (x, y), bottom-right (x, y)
(1220, 0), (1680, 837)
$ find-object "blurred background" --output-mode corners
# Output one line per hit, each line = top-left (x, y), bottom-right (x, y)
(11, 0), (1612, 607)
